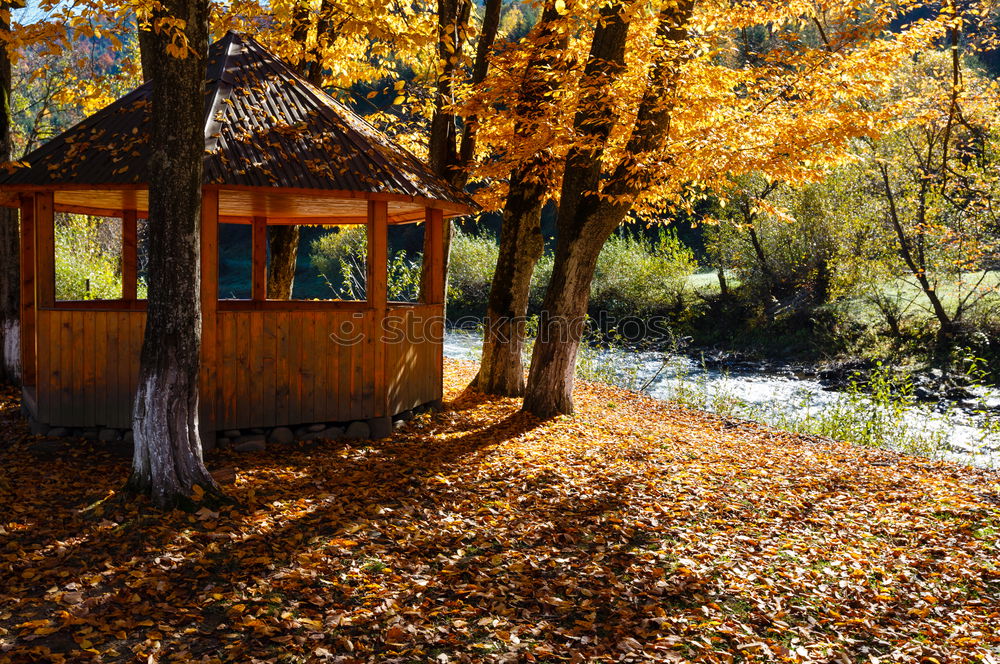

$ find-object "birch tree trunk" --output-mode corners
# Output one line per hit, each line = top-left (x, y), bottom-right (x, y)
(128, 0), (220, 509)
(0, 2), (19, 384)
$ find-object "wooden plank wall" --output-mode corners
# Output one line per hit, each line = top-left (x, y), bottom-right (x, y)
(214, 309), (377, 430)
(34, 307), (442, 430)
(386, 304), (444, 415)
(35, 309), (145, 428)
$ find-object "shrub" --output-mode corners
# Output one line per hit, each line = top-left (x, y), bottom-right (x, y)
(309, 226), (420, 301)
(589, 228), (698, 319)
(54, 214), (128, 301)
(310, 226), (368, 299)
(447, 227), (500, 318)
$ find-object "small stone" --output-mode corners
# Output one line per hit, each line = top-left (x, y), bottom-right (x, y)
(344, 421), (371, 440)
(319, 426), (344, 440)
(223, 429), (241, 439)
(234, 438), (266, 453)
(308, 423), (326, 433)
(29, 420), (50, 436)
(268, 427), (294, 445)
(98, 429), (119, 442)
(48, 427), (70, 438)
(81, 428), (100, 441)
(367, 416), (392, 440)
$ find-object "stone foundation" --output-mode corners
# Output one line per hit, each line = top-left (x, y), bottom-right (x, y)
(27, 401), (442, 454)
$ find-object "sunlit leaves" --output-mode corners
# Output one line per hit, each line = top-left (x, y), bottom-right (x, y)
(0, 363), (998, 661)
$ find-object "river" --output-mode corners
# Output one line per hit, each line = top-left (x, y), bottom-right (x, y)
(443, 332), (1000, 469)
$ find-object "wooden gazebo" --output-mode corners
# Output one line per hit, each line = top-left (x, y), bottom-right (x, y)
(0, 32), (473, 440)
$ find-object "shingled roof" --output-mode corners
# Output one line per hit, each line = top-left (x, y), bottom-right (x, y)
(0, 31), (473, 211)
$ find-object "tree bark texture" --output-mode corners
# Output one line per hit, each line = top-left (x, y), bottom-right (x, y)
(474, 165), (546, 395)
(0, 3), (19, 383)
(129, 0), (220, 509)
(473, 0), (567, 396)
(523, 1), (695, 418)
(267, 225), (299, 299)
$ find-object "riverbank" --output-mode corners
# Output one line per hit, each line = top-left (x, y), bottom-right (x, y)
(2, 360), (999, 662)
(445, 332), (1000, 468)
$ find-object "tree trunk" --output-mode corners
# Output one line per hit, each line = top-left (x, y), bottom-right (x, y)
(267, 225), (299, 299)
(716, 265), (730, 299)
(256, 1), (321, 301)
(877, 163), (954, 333)
(421, 0), (500, 306)
(522, 1), (633, 418)
(473, 166), (546, 395)
(523, 0), (695, 418)
(0, 2), (19, 384)
(472, 0), (567, 395)
(261, 0), (344, 300)
(128, 0), (220, 510)
(523, 216), (621, 417)
(309, 0), (337, 87)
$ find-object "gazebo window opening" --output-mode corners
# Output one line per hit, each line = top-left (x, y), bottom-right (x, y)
(54, 212), (145, 302)
(307, 224), (370, 302)
(219, 222), (252, 300)
(386, 223), (423, 304)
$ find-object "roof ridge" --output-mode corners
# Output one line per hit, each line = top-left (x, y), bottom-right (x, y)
(203, 31), (242, 154)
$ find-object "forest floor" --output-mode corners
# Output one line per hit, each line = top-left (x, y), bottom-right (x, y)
(1, 360), (999, 664)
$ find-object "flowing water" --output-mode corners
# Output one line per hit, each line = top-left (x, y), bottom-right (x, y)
(444, 332), (1000, 469)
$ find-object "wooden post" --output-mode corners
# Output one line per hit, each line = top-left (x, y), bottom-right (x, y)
(422, 207), (445, 405)
(422, 208), (445, 305)
(252, 216), (266, 302)
(18, 194), (35, 389)
(367, 201), (388, 422)
(122, 209), (138, 301)
(199, 189), (220, 435)
(34, 192), (54, 309)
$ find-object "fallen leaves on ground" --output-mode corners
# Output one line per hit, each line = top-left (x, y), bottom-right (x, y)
(1, 359), (999, 663)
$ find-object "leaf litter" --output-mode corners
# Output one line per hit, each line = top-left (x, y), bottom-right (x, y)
(1, 360), (998, 663)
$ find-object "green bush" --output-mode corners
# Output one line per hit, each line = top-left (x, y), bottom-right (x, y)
(310, 224), (699, 323)
(447, 227), (500, 318)
(310, 226), (368, 299)
(589, 228), (698, 318)
(54, 214), (132, 301)
(448, 225), (697, 323)
(309, 226), (420, 301)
